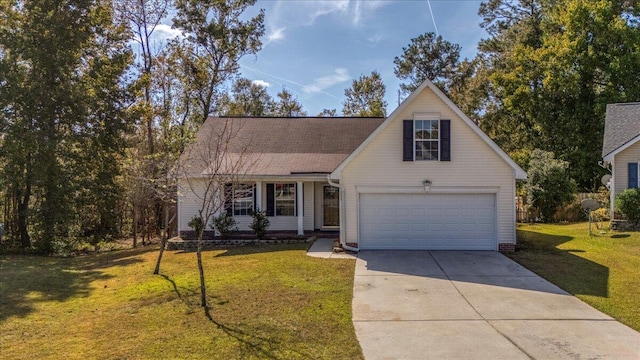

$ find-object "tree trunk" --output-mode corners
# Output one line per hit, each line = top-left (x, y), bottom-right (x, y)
(153, 203), (169, 275)
(197, 210), (207, 308)
(197, 235), (207, 307)
(142, 208), (147, 246)
(17, 178), (31, 249)
(147, 114), (154, 156)
(132, 205), (137, 248)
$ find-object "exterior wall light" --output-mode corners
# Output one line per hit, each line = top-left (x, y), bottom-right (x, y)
(423, 179), (432, 192)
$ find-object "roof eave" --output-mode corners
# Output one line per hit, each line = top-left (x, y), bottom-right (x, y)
(181, 173), (332, 181)
(602, 133), (640, 163)
(602, 153), (614, 162)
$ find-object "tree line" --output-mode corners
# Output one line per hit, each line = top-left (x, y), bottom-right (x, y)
(422, 0), (640, 191)
(0, 0), (384, 254)
(0, 0), (638, 253)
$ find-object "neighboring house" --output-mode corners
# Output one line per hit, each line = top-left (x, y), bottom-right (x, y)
(601, 102), (640, 218)
(177, 79), (527, 251)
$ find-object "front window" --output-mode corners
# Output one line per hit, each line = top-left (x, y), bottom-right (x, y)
(275, 183), (295, 216)
(232, 183), (253, 216)
(415, 120), (439, 161)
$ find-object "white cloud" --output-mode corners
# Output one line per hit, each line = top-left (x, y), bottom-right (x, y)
(151, 24), (182, 41)
(243, 66), (343, 101)
(353, 0), (362, 25)
(302, 68), (350, 94)
(303, 1), (392, 27)
(361, 0), (390, 11)
(265, 0), (391, 39)
(353, 0), (392, 25)
(308, 1), (350, 23)
(265, 27), (286, 45)
(367, 33), (384, 46)
(252, 79), (271, 88)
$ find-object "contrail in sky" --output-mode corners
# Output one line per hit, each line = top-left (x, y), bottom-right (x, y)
(426, 0), (439, 36)
(242, 65), (342, 101)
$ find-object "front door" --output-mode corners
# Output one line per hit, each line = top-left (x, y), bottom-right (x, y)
(323, 186), (340, 227)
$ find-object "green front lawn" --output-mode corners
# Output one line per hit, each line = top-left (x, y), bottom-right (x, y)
(0, 244), (362, 360)
(510, 223), (640, 331)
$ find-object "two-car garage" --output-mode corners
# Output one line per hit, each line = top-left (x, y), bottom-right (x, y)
(358, 193), (497, 250)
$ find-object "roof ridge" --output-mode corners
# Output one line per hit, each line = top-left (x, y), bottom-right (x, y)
(609, 102), (640, 106)
(212, 116), (385, 119)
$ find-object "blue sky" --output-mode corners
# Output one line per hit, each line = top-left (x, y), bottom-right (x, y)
(154, 0), (489, 116)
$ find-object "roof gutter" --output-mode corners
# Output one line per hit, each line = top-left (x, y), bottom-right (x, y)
(327, 176), (358, 253)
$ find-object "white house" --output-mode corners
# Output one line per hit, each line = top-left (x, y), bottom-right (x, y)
(601, 102), (640, 218)
(177, 80), (527, 252)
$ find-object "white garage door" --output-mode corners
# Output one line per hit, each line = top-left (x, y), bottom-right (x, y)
(359, 193), (496, 250)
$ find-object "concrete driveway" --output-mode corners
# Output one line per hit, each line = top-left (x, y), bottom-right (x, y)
(353, 251), (640, 360)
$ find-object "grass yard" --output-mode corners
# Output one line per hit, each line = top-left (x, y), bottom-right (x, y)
(510, 222), (640, 332)
(0, 243), (363, 360)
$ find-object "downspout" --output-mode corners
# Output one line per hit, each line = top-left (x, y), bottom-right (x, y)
(327, 175), (359, 252)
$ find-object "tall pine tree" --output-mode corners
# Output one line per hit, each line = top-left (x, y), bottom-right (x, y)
(0, 0), (133, 252)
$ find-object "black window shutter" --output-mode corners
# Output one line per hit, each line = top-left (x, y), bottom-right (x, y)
(224, 183), (233, 216)
(266, 183), (275, 216)
(252, 184), (257, 213)
(440, 120), (451, 161)
(403, 120), (413, 161)
(629, 163), (638, 188)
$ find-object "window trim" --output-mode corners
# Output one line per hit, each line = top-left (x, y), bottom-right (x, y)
(274, 183), (296, 217)
(413, 119), (440, 161)
(227, 183), (254, 216)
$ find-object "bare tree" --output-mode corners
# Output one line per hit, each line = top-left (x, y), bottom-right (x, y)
(123, 143), (154, 248)
(116, 0), (177, 251)
(151, 50), (197, 274)
(179, 119), (256, 307)
(151, 149), (178, 275)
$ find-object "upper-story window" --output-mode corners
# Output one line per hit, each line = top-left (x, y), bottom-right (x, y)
(415, 120), (439, 161)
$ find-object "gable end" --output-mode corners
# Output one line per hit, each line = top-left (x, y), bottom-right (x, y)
(330, 80), (526, 179)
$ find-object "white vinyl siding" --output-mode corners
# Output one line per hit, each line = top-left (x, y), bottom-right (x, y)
(178, 179), (317, 232)
(177, 179), (209, 231)
(340, 87), (516, 247)
(611, 141), (640, 219)
(613, 141), (640, 196)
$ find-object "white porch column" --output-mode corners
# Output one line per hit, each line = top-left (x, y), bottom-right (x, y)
(255, 181), (262, 212)
(309, 181), (315, 230)
(297, 181), (304, 235)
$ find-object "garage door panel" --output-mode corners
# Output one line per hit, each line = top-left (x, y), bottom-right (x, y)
(359, 193), (496, 250)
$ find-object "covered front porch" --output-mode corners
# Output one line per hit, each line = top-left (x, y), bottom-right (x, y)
(238, 177), (340, 235)
(177, 176), (341, 238)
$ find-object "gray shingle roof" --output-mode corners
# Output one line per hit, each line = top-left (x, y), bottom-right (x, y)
(603, 103), (640, 158)
(180, 117), (384, 176)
